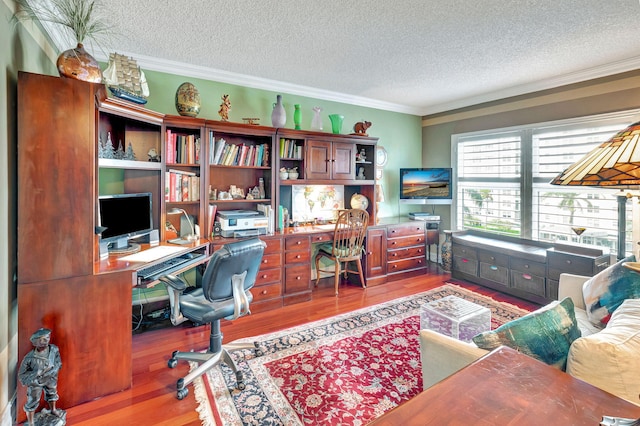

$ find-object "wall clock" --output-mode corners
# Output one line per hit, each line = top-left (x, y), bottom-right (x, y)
(376, 146), (388, 168)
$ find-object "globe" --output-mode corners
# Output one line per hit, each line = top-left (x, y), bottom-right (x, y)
(350, 193), (369, 210)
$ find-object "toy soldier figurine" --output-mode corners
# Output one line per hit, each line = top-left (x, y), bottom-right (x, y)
(18, 328), (65, 425)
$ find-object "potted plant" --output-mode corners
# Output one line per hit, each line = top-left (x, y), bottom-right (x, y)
(13, 0), (112, 83)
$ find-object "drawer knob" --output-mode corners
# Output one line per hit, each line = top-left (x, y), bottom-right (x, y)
(524, 264), (530, 269)
(262, 274), (268, 279)
(296, 241), (301, 245)
(261, 290), (267, 295)
(392, 253), (397, 257)
(565, 260), (572, 264)
(490, 256), (495, 261)
(392, 265), (398, 269)
(391, 230), (396, 233)
(391, 242), (397, 245)
(418, 260), (423, 264)
(296, 276), (301, 280)
(418, 249), (423, 253)
(296, 254), (301, 259)
(263, 259), (268, 263)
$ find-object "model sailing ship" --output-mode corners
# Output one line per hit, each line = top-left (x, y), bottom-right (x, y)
(103, 53), (150, 104)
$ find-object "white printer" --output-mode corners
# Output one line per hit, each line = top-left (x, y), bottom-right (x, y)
(218, 210), (269, 237)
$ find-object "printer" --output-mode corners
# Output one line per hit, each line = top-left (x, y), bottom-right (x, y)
(218, 210), (269, 237)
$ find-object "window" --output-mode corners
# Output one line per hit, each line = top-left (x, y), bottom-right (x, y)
(452, 112), (637, 256)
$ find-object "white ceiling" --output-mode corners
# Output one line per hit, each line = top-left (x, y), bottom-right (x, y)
(41, 0), (640, 116)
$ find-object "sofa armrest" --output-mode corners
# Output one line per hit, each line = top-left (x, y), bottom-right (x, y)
(419, 329), (489, 390)
(558, 273), (589, 310)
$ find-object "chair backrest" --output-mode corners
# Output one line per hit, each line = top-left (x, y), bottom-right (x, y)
(201, 238), (265, 302)
(331, 209), (369, 260)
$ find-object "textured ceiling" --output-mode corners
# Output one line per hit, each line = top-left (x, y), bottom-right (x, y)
(41, 0), (640, 115)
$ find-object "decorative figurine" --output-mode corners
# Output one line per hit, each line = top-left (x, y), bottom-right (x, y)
(352, 121), (372, 136)
(218, 94), (231, 121)
(147, 148), (160, 162)
(18, 328), (65, 426)
(356, 148), (367, 162)
(357, 166), (366, 180)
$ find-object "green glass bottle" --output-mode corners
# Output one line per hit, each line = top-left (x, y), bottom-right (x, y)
(294, 104), (301, 130)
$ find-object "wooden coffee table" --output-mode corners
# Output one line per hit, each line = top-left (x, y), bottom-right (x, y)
(370, 346), (640, 425)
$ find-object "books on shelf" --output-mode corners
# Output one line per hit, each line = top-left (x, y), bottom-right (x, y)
(165, 169), (200, 202)
(279, 138), (302, 159)
(209, 137), (270, 166)
(166, 129), (201, 164)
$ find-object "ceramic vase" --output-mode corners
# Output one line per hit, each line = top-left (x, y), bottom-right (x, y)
(175, 82), (201, 117)
(56, 43), (102, 83)
(441, 230), (453, 272)
(272, 95), (286, 127)
(311, 106), (323, 131)
(294, 104), (302, 129)
(329, 114), (344, 134)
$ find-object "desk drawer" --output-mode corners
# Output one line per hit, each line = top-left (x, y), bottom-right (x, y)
(387, 235), (425, 249)
(284, 264), (311, 293)
(387, 257), (426, 274)
(285, 235), (310, 250)
(285, 250), (310, 264)
(259, 253), (282, 270)
(255, 266), (282, 286)
(386, 223), (425, 238)
(311, 232), (333, 243)
(251, 282), (282, 301)
(387, 246), (425, 261)
(263, 237), (283, 254)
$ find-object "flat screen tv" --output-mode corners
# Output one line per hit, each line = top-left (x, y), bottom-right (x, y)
(400, 168), (453, 204)
(98, 192), (154, 252)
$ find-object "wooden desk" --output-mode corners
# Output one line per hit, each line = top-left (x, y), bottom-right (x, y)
(370, 346), (640, 426)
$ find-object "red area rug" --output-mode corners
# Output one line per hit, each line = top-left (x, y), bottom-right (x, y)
(194, 283), (530, 425)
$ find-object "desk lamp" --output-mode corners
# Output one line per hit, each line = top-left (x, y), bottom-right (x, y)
(550, 121), (640, 259)
(168, 208), (198, 242)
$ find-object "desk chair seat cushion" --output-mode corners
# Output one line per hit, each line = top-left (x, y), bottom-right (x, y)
(317, 242), (362, 259)
(179, 288), (254, 324)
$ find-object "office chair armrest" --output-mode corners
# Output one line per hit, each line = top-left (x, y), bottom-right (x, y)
(159, 274), (189, 326)
(159, 274), (188, 292)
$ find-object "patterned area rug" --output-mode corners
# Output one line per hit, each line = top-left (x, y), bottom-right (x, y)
(194, 283), (530, 425)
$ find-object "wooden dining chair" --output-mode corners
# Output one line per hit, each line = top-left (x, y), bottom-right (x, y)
(314, 209), (369, 295)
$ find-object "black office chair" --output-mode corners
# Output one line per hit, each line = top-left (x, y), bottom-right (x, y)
(159, 238), (266, 400)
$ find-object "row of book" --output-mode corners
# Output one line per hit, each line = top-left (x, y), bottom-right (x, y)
(165, 169), (200, 202)
(166, 130), (201, 164)
(279, 138), (303, 159)
(209, 137), (270, 167)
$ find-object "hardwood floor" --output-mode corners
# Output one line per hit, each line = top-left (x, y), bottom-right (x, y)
(64, 267), (540, 425)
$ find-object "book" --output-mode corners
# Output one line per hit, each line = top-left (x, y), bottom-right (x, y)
(208, 204), (217, 237)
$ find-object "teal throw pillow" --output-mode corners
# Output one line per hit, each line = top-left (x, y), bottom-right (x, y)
(582, 255), (640, 328)
(472, 297), (581, 370)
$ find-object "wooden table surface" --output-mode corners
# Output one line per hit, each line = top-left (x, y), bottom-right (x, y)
(370, 346), (640, 426)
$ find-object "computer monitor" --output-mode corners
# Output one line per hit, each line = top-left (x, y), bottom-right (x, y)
(98, 192), (154, 254)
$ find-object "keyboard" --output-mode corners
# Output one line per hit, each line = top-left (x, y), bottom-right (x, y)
(137, 252), (206, 282)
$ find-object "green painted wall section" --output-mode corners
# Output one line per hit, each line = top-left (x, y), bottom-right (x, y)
(140, 69), (424, 218)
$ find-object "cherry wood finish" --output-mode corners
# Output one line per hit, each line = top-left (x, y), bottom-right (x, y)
(364, 228), (387, 285)
(63, 272), (545, 425)
(371, 346), (640, 426)
(17, 71), (98, 283)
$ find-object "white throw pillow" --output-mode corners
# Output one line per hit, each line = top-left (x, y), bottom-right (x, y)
(566, 298), (640, 406)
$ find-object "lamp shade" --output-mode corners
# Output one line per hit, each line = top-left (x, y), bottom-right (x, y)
(550, 121), (640, 187)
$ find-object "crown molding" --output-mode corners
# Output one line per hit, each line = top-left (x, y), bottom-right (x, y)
(93, 50), (424, 116)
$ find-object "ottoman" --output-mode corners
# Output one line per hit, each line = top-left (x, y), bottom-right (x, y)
(420, 295), (491, 342)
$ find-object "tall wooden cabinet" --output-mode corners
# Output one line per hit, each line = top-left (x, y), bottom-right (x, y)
(17, 72), (138, 414)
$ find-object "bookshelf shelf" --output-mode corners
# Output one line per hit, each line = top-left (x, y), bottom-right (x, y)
(98, 158), (163, 170)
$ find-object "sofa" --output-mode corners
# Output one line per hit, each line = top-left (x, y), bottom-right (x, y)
(419, 273), (640, 406)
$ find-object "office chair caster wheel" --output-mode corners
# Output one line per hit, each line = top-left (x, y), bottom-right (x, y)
(168, 358), (178, 368)
(176, 388), (188, 400)
(235, 371), (246, 390)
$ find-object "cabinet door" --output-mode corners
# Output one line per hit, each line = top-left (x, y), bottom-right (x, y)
(332, 142), (356, 180)
(306, 140), (332, 179)
(365, 228), (387, 280)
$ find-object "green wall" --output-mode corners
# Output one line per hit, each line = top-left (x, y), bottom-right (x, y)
(140, 69), (423, 218)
